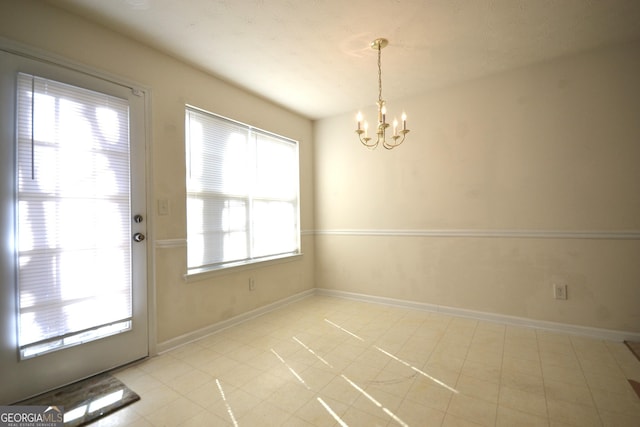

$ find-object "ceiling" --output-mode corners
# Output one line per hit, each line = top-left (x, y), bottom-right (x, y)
(48, 0), (640, 120)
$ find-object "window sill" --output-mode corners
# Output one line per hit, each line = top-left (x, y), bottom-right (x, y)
(184, 252), (303, 283)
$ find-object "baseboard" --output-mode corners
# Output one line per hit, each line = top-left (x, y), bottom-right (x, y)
(156, 288), (315, 354)
(156, 287), (639, 354)
(315, 288), (640, 342)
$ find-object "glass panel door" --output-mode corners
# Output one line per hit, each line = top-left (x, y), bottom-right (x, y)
(0, 49), (148, 404)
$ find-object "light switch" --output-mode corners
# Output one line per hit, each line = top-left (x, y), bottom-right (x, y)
(158, 199), (169, 216)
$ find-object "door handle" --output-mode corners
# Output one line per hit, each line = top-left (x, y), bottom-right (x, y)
(133, 233), (145, 242)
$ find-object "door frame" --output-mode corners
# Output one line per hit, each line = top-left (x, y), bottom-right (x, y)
(0, 38), (157, 403)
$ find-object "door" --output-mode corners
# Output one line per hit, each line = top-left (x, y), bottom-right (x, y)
(0, 49), (149, 404)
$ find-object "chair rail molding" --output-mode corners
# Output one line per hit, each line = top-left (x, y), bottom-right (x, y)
(314, 228), (640, 240)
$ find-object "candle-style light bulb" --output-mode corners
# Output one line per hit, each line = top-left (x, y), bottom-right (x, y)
(381, 105), (387, 124)
(401, 112), (407, 130)
(393, 118), (398, 136)
(356, 112), (362, 130)
(364, 121), (369, 138)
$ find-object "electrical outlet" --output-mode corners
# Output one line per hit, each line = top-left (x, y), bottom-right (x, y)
(554, 284), (567, 300)
(249, 278), (255, 291)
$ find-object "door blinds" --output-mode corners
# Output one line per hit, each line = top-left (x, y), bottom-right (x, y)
(16, 73), (133, 359)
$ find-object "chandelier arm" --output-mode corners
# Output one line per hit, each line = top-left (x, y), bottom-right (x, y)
(383, 130), (409, 149)
(358, 133), (378, 148)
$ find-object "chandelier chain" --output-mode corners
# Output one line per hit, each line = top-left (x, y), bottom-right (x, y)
(377, 43), (383, 104)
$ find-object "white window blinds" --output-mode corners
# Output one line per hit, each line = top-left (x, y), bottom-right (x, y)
(185, 107), (300, 272)
(16, 73), (133, 358)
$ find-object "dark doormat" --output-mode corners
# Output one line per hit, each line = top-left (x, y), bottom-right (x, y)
(16, 373), (140, 426)
(625, 341), (640, 362)
(630, 380), (640, 400)
(625, 342), (640, 401)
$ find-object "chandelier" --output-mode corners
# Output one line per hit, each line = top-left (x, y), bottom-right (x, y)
(355, 38), (409, 149)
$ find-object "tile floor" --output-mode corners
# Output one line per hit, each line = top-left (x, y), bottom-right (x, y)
(98, 296), (640, 426)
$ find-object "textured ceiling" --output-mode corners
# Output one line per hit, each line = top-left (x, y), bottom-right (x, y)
(48, 0), (640, 120)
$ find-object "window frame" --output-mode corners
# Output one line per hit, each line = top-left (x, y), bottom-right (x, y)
(184, 105), (301, 277)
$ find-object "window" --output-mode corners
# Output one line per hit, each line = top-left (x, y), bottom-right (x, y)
(16, 73), (133, 358)
(185, 106), (300, 274)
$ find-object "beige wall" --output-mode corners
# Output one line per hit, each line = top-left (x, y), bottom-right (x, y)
(314, 41), (640, 333)
(0, 0), (315, 346)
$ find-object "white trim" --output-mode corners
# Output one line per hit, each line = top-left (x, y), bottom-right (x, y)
(155, 238), (188, 249)
(144, 90), (157, 358)
(156, 231), (312, 249)
(185, 253), (303, 282)
(315, 289), (640, 342)
(314, 229), (640, 240)
(155, 288), (315, 353)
